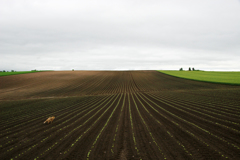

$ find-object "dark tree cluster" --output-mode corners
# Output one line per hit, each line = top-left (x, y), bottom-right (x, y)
(179, 67), (196, 71)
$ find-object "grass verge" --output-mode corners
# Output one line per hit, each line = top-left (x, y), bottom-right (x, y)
(158, 70), (240, 85)
(0, 71), (41, 76)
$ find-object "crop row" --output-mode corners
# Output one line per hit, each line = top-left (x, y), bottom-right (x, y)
(0, 96), (97, 137)
(1, 71), (240, 160)
(154, 91), (240, 115)
(147, 93), (240, 132)
(0, 95), (105, 150)
(140, 92), (240, 158)
(4, 75), (127, 160)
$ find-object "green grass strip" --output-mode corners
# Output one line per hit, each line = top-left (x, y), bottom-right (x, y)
(158, 70), (240, 85)
(0, 71), (43, 76)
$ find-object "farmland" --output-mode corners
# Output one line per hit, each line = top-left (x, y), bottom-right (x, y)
(0, 71), (40, 77)
(159, 70), (240, 85)
(0, 71), (240, 160)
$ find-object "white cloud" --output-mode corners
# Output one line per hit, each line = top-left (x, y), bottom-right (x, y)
(0, 0), (240, 71)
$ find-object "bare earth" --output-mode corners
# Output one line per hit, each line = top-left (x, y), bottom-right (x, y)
(0, 71), (240, 160)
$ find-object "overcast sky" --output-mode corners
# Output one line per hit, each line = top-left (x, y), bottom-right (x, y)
(1, 0), (240, 71)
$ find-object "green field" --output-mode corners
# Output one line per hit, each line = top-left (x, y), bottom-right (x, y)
(158, 70), (240, 85)
(0, 71), (39, 76)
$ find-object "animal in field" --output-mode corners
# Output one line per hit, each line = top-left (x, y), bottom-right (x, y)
(44, 116), (55, 124)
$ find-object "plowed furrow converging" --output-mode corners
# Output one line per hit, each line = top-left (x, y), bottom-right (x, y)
(137, 92), (228, 159)
(1, 98), (82, 136)
(0, 95), (105, 149)
(167, 91), (240, 111)
(131, 93), (167, 160)
(146, 93), (240, 145)
(111, 94), (126, 157)
(56, 94), (121, 160)
(140, 92), (240, 159)
(147, 93), (240, 133)
(134, 93), (194, 159)
(151, 92), (240, 119)
(6, 95), (116, 160)
(86, 94), (123, 160)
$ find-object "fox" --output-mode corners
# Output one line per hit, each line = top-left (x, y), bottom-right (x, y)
(44, 116), (55, 124)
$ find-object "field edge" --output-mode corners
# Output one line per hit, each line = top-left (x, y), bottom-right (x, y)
(157, 70), (240, 86)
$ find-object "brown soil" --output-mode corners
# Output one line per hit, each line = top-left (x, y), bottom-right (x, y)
(0, 71), (240, 160)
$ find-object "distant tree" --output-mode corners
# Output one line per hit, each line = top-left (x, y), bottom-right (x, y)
(3, 70), (5, 72)
(72, 69), (74, 71)
(189, 67), (191, 71)
(179, 68), (183, 71)
(192, 68), (195, 71)
(11, 70), (14, 72)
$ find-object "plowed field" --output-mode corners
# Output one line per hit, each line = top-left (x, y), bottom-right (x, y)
(1, 71), (240, 160)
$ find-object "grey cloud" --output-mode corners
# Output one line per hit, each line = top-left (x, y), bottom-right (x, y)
(0, 0), (240, 71)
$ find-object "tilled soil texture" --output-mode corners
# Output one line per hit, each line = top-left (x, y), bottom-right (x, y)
(1, 71), (240, 160)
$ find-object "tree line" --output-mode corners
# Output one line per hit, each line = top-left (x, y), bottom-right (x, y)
(179, 67), (199, 71)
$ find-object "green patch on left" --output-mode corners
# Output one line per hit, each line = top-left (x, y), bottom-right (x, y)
(0, 71), (40, 76)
